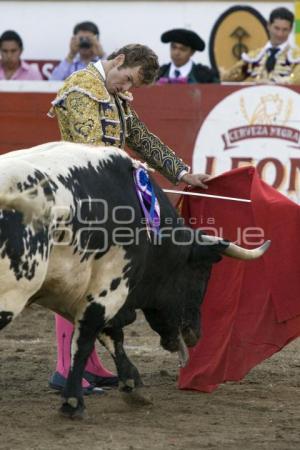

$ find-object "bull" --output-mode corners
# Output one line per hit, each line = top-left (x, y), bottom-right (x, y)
(0, 142), (270, 418)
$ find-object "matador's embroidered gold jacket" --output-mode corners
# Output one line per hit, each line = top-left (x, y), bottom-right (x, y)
(52, 63), (188, 184)
(221, 43), (300, 84)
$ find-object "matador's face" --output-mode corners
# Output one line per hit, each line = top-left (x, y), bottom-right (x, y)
(105, 61), (143, 95)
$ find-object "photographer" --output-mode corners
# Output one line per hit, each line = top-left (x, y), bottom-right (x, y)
(50, 21), (104, 80)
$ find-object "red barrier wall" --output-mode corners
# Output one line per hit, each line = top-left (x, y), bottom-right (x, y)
(0, 93), (60, 152)
(0, 84), (214, 190)
(1, 83), (300, 195)
(0, 84), (236, 186)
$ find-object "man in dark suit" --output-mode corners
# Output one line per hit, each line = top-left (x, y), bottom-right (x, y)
(157, 28), (219, 84)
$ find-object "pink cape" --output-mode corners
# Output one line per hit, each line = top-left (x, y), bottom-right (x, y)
(178, 166), (300, 392)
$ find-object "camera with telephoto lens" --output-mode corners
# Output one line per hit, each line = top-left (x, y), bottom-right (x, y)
(79, 37), (92, 49)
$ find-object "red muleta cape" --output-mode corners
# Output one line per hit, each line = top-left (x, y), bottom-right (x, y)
(178, 166), (300, 392)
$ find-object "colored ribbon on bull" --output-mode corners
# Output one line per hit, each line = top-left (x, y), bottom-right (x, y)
(133, 167), (160, 237)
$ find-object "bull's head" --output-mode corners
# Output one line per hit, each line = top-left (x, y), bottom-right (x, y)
(143, 235), (270, 368)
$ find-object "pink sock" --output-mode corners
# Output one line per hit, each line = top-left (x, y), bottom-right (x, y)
(55, 314), (73, 378)
(85, 349), (114, 378)
(55, 314), (114, 383)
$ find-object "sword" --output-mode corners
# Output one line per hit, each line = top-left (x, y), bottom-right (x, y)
(163, 189), (251, 203)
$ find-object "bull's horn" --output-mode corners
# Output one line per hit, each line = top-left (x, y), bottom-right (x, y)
(201, 234), (271, 260)
(177, 332), (189, 368)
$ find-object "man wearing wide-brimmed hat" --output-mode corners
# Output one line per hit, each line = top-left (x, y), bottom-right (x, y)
(157, 28), (219, 84)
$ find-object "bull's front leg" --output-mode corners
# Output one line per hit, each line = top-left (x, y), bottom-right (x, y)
(100, 328), (152, 405)
(60, 310), (104, 419)
(100, 327), (142, 390)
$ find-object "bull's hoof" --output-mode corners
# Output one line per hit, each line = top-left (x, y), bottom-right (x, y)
(59, 398), (86, 420)
(120, 385), (153, 407)
(119, 379), (135, 393)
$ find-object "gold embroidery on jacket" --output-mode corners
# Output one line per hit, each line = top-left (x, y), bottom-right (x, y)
(126, 109), (188, 184)
(52, 63), (189, 183)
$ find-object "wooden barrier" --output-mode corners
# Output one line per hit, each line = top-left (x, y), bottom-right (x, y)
(1, 82), (300, 198)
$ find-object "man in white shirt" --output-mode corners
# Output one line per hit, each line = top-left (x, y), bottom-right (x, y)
(221, 7), (300, 84)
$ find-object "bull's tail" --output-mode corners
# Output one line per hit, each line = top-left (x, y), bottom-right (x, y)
(0, 180), (53, 228)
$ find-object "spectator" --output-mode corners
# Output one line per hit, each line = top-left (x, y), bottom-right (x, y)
(50, 21), (104, 80)
(157, 28), (219, 84)
(0, 30), (43, 80)
(221, 7), (300, 84)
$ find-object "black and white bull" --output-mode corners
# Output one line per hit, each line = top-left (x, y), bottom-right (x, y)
(0, 142), (270, 418)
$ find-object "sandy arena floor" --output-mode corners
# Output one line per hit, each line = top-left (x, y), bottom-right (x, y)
(0, 304), (300, 450)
